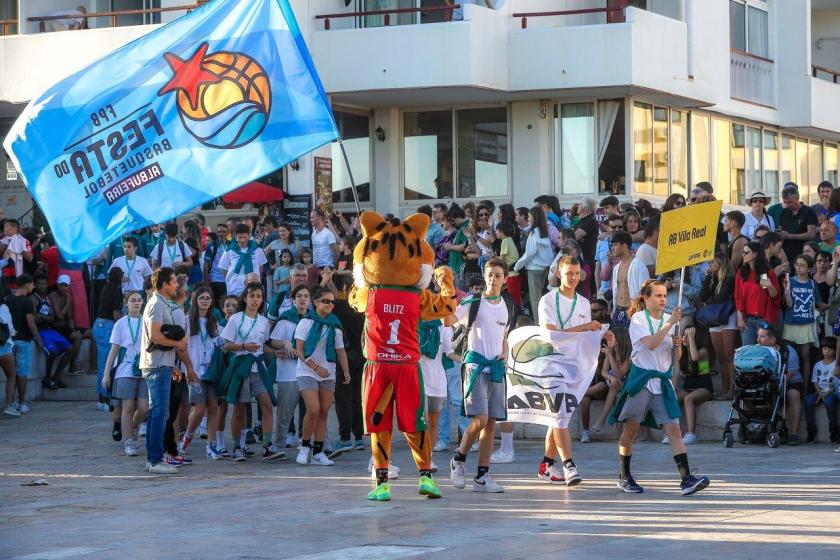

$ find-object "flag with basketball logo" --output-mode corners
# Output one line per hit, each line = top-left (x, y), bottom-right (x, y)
(4, 0), (337, 261)
(506, 326), (607, 428)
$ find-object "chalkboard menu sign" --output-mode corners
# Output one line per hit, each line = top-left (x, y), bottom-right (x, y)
(282, 194), (312, 249)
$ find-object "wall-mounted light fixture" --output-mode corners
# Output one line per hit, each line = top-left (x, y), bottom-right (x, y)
(375, 126), (386, 142)
(289, 159), (300, 171)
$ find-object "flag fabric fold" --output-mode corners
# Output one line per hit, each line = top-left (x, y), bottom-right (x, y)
(3, 0), (338, 262)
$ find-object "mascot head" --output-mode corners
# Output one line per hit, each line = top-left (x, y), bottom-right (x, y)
(353, 211), (434, 290)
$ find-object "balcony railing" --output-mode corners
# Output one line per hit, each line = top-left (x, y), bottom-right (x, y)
(730, 48), (775, 107)
(511, 6), (626, 29)
(315, 4), (459, 30)
(27, 2), (206, 32)
(0, 18), (18, 35)
(812, 64), (840, 84)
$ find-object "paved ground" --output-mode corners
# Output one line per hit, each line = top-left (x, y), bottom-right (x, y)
(2, 402), (839, 560)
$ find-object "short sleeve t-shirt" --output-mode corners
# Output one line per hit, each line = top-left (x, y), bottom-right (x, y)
(811, 360), (835, 393)
(221, 312), (270, 373)
(294, 318), (345, 381)
(634, 243), (657, 270)
(150, 240), (192, 268)
(419, 325), (449, 398)
(629, 310), (676, 394)
(311, 228), (337, 268)
(110, 256), (153, 293)
(188, 317), (219, 378)
(140, 293), (177, 370)
(269, 319), (300, 383)
(6, 294), (35, 342)
(109, 316), (143, 380)
(218, 246), (269, 296)
(575, 214), (599, 264)
(779, 205), (818, 260)
(455, 297), (508, 360)
(784, 277), (819, 325)
(538, 289), (591, 330)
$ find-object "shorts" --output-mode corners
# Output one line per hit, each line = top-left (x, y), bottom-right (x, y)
(611, 307), (630, 329)
(683, 374), (713, 394)
(363, 361), (427, 433)
(13, 340), (33, 377)
(0, 341), (13, 357)
(427, 395), (446, 413)
(463, 365), (507, 421)
(787, 382), (804, 396)
(783, 322), (816, 346)
(709, 312), (738, 333)
(618, 387), (679, 426)
(54, 325), (75, 341)
(40, 329), (71, 355)
(189, 380), (219, 405)
(237, 373), (269, 403)
(297, 375), (336, 392)
(111, 377), (148, 402)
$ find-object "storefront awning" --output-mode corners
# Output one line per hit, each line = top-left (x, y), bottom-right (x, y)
(222, 181), (284, 204)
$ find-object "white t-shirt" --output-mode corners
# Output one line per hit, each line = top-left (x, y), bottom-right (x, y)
(538, 289), (591, 330)
(109, 315), (143, 380)
(188, 317), (219, 378)
(743, 211), (774, 240)
(270, 318), (300, 383)
(627, 257), (651, 300)
(420, 325), (452, 398)
(629, 310), (676, 394)
(0, 304), (16, 339)
(294, 317), (345, 381)
(455, 297), (508, 359)
(110, 256), (153, 293)
(150, 239), (192, 267)
(634, 243), (656, 268)
(220, 312), (270, 372)
(311, 227), (337, 268)
(812, 359), (835, 393)
(218, 246), (269, 297)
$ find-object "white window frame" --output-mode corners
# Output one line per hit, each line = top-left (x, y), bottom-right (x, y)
(550, 97), (601, 198)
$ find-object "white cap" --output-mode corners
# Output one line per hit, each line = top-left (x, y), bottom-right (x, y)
(57, 274), (71, 286)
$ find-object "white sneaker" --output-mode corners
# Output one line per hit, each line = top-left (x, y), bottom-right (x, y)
(285, 433), (298, 448)
(580, 430), (592, 443)
(473, 473), (504, 493)
(3, 405), (20, 417)
(563, 462), (582, 486)
(198, 417), (207, 439)
(296, 447), (310, 465)
(148, 462), (179, 474)
(450, 458), (467, 489)
(682, 432), (697, 444)
(490, 449), (514, 464)
(430, 461), (439, 473)
(17, 402), (30, 414)
(661, 434), (670, 444)
(469, 442), (479, 452)
(368, 461), (400, 479)
(433, 440), (448, 452)
(139, 423), (147, 437)
(311, 451), (334, 466)
(124, 439), (138, 457)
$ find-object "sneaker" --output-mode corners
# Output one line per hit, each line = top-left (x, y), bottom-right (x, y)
(418, 475), (442, 499)
(3, 406), (20, 417)
(580, 430), (592, 443)
(680, 473), (710, 496)
(369, 462), (401, 480)
(232, 447), (247, 462)
(178, 434), (192, 455)
(218, 447), (231, 458)
(490, 449), (514, 464)
(124, 439), (139, 457)
(353, 438), (365, 451)
(206, 443), (221, 460)
(450, 458), (467, 489)
(17, 402), (30, 414)
(163, 454), (183, 467)
(245, 429), (257, 445)
(325, 444), (343, 460)
(617, 475), (644, 493)
(311, 451), (334, 466)
(242, 446), (256, 457)
(285, 433), (298, 449)
(199, 418), (208, 439)
(148, 462), (179, 474)
(296, 447), (310, 465)
(263, 444), (286, 460)
(333, 440), (354, 453)
(682, 432), (697, 445)
(537, 462), (565, 484)
(469, 442), (479, 452)
(171, 454), (192, 465)
(430, 461), (439, 474)
(473, 473), (504, 493)
(96, 402), (108, 412)
(138, 422), (147, 437)
(661, 434), (670, 444)
(433, 440), (448, 452)
(367, 482), (392, 502)
(563, 462), (582, 486)
(112, 422), (122, 442)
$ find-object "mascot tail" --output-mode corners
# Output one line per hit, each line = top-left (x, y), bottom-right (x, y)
(371, 383), (394, 426)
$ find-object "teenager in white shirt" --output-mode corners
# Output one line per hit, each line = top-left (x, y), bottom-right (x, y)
(219, 224), (269, 297)
(109, 237), (153, 294)
(419, 318), (453, 472)
(149, 223), (192, 269)
(309, 209), (339, 268)
(610, 280), (710, 496)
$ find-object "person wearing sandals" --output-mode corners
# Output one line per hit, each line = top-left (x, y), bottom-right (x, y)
(673, 326), (713, 445)
(101, 291), (146, 456)
(608, 279), (710, 495)
(294, 287), (350, 466)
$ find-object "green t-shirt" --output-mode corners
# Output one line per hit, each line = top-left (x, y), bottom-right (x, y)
(767, 203), (783, 229)
(448, 220), (470, 273)
(499, 236), (519, 276)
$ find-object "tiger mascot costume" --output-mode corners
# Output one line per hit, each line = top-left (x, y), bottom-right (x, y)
(349, 211), (457, 501)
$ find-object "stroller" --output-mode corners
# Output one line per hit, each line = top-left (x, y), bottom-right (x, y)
(722, 344), (788, 448)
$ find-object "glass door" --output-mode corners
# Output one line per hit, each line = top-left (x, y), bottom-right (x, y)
(363, 0), (419, 27)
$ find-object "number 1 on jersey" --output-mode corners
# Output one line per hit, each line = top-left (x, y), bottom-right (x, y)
(386, 319), (401, 346)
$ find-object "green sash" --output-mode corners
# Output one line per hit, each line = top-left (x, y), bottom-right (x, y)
(231, 240), (260, 274)
(608, 364), (681, 428)
(303, 311), (342, 363)
(463, 350), (505, 398)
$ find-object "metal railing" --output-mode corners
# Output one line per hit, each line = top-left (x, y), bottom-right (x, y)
(512, 6), (626, 29)
(315, 4), (459, 30)
(0, 18), (18, 36)
(28, 2), (207, 32)
(812, 64), (840, 84)
(730, 48), (775, 107)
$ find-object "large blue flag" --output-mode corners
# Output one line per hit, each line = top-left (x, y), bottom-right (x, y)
(3, 0), (338, 262)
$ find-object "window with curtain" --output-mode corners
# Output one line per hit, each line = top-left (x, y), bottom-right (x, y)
(781, 135), (796, 187)
(729, 1), (746, 51)
(670, 110), (688, 195)
(555, 102), (596, 195)
(331, 112), (371, 204)
(763, 131), (779, 203)
(457, 107), (508, 198)
(652, 107), (669, 197)
(744, 126), (762, 205)
(632, 102), (653, 195)
(730, 123), (746, 206)
(796, 138), (809, 202)
(403, 111), (453, 200)
(730, 1), (769, 57)
(712, 119), (731, 204)
(690, 113), (711, 186)
(825, 145), (838, 187)
(809, 141), (823, 206)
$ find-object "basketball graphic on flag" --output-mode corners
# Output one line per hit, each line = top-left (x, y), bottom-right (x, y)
(158, 42), (271, 149)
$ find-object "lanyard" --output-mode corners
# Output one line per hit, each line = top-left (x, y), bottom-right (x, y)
(165, 242), (178, 265)
(200, 321), (210, 345)
(555, 290), (577, 329)
(237, 314), (259, 344)
(644, 309), (665, 335)
(125, 257), (136, 281)
(127, 316), (140, 346)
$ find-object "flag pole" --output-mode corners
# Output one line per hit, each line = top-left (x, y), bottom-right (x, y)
(675, 266), (685, 336)
(337, 138), (362, 216)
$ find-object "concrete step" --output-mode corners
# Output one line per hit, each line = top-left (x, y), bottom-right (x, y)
(0, 339), (96, 403)
(38, 374), (99, 402)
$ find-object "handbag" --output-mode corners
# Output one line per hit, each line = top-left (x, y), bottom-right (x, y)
(695, 301), (735, 328)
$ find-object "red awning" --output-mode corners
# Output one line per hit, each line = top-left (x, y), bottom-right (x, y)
(222, 181), (284, 204)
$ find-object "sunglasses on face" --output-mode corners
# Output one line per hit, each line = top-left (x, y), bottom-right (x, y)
(318, 299), (335, 306)
(478, 213), (490, 217)
(742, 250), (752, 256)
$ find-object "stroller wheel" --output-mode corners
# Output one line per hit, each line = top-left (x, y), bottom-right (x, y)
(767, 432), (780, 448)
(722, 432), (734, 448)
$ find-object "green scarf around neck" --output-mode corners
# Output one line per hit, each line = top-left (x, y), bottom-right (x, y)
(303, 310), (343, 363)
(419, 319), (442, 359)
(232, 240), (259, 275)
(279, 307), (308, 325)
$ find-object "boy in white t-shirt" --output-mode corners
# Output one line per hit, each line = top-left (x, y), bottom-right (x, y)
(804, 337), (838, 443)
(109, 237), (153, 293)
(219, 224), (269, 297)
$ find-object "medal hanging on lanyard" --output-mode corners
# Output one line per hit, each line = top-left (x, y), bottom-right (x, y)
(200, 324), (211, 365)
(125, 258), (136, 287)
(237, 315), (258, 351)
(165, 243), (178, 266)
(127, 316), (140, 358)
(555, 290), (577, 329)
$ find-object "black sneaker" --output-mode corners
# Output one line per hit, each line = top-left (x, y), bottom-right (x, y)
(243, 445), (256, 457)
(680, 473), (710, 496)
(617, 475), (644, 493)
(807, 427), (818, 444)
(245, 430), (257, 445)
(112, 422), (122, 442)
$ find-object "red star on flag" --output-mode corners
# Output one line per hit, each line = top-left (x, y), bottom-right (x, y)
(158, 43), (221, 111)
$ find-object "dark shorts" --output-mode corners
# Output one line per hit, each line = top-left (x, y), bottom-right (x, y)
(683, 374), (713, 394)
(611, 307), (630, 329)
(787, 382), (804, 395)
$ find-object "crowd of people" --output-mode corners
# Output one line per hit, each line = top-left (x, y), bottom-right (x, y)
(1, 178), (838, 491)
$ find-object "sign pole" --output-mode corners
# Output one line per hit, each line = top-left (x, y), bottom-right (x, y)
(337, 138), (362, 216)
(675, 266), (685, 336)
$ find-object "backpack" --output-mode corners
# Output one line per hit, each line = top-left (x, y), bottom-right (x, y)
(451, 292), (517, 358)
(156, 237), (187, 266)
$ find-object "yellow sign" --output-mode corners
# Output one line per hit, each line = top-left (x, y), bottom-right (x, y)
(656, 200), (723, 275)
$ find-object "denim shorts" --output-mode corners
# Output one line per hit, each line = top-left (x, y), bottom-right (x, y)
(0, 341), (13, 357)
(13, 340), (33, 377)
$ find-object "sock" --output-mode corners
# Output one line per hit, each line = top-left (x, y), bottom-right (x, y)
(542, 455), (556, 467)
(302, 439), (312, 448)
(419, 469), (431, 478)
(674, 452), (690, 481)
(476, 465), (489, 480)
(314, 441), (324, 454)
(239, 429), (247, 447)
(500, 431), (514, 454)
(262, 431), (272, 446)
(563, 458), (575, 469)
(376, 468), (389, 485)
(216, 433), (225, 449)
(454, 451), (467, 463)
(619, 454), (632, 479)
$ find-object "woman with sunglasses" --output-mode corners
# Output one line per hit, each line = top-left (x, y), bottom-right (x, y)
(469, 205), (496, 269)
(742, 192), (775, 240)
(735, 241), (781, 346)
(294, 287), (350, 466)
(662, 194), (686, 212)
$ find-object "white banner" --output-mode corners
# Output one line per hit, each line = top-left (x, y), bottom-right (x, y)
(506, 326), (607, 428)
